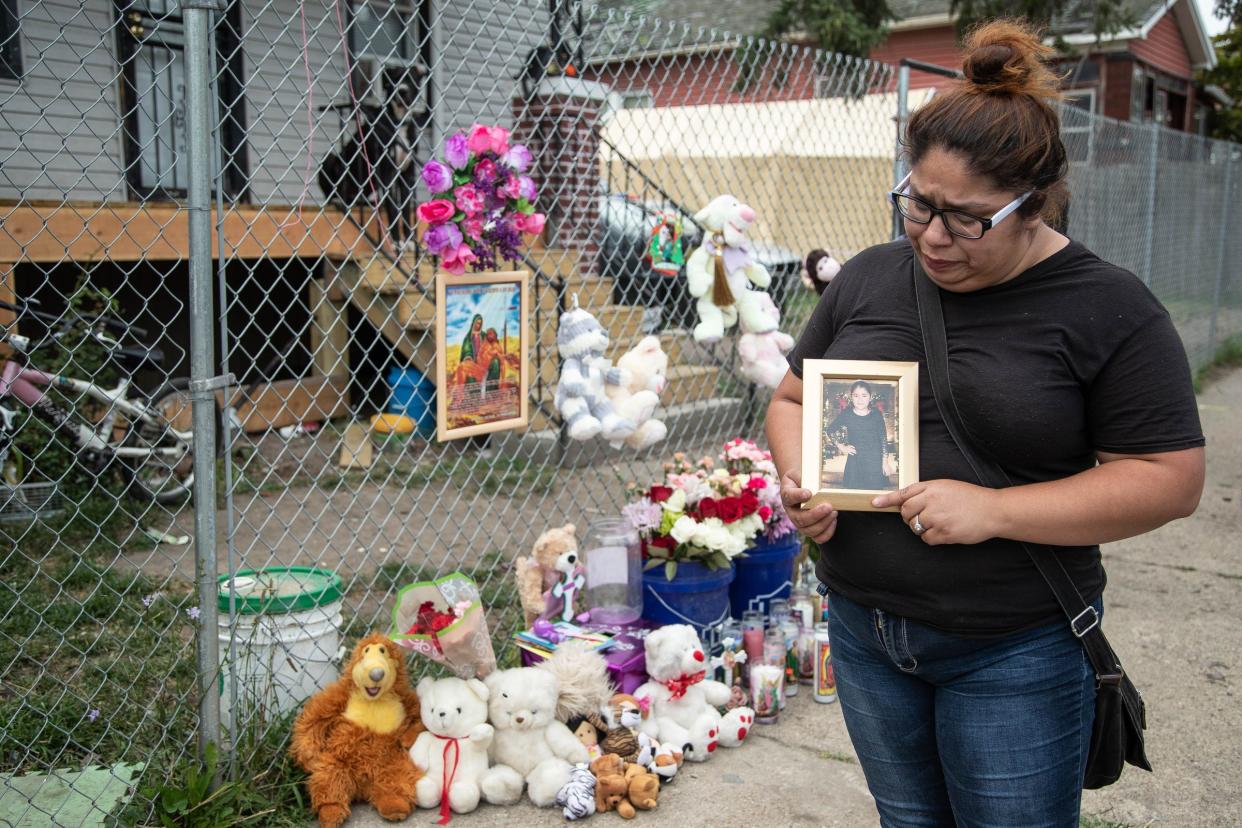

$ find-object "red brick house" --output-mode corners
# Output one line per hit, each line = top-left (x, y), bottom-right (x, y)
(871, 0), (1221, 133)
(590, 0), (1224, 133)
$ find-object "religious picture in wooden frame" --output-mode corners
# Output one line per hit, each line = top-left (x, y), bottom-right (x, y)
(435, 269), (529, 440)
(800, 359), (919, 512)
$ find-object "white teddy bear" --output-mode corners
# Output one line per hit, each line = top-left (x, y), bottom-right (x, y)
(635, 624), (754, 763)
(737, 292), (795, 389)
(604, 335), (669, 450)
(684, 195), (777, 343)
(479, 666), (589, 807)
(409, 676), (493, 817)
(554, 303), (636, 442)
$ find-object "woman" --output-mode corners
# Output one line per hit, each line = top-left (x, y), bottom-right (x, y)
(826, 380), (892, 490)
(765, 20), (1204, 827)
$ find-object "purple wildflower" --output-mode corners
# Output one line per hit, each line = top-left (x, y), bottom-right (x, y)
(420, 160), (453, 194)
(186, 606), (201, 622)
(87, 708), (100, 722)
(444, 133), (470, 169)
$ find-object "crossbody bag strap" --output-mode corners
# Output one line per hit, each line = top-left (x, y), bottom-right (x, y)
(910, 260), (1123, 683)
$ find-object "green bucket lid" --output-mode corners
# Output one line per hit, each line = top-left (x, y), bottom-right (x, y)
(216, 567), (342, 615)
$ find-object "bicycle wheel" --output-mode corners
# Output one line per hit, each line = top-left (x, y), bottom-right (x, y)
(119, 378), (220, 504)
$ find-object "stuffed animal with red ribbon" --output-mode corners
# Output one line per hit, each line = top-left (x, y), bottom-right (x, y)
(409, 675), (494, 824)
(633, 624), (755, 763)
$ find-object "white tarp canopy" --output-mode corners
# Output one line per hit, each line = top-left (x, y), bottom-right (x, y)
(598, 89), (937, 258)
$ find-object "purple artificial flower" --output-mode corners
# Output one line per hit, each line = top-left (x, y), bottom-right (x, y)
(420, 160), (453, 194)
(517, 175), (537, 201)
(444, 133), (471, 170)
(423, 221), (463, 255)
(503, 143), (532, 172)
(186, 606), (201, 622)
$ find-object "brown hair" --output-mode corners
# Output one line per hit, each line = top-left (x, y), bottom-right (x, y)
(903, 19), (1068, 223)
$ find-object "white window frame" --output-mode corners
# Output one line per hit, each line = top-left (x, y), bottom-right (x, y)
(618, 88), (654, 110)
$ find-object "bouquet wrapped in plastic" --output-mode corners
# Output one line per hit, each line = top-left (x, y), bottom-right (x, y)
(391, 572), (496, 679)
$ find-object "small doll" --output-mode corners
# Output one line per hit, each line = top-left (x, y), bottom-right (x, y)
(802, 249), (841, 296)
(567, 712), (609, 762)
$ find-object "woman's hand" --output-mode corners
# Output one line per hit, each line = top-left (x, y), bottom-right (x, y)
(871, 480), (1002, 546)
(838, 443), (856, 456)
(882, 454), (896, 477)
(780, 469), (839, 543)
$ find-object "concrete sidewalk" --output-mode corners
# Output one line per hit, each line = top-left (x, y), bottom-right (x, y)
(336, 367), (1242, 828)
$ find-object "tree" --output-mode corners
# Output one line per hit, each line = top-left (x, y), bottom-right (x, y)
(1199, 28), (1242, 142)
(948, 0), (1135, 40)
(1215, 0), (1242, 29)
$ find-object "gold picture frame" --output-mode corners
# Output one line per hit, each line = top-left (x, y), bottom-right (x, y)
(800, 359), (919, 512)
(435, 269), (530, 441)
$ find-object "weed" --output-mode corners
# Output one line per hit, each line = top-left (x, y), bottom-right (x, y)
(1194, 333), (1242, 392)
(817, 749), (858, 764)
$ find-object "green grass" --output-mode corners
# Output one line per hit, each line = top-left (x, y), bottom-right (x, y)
(1194, 333), (1242, 392)
(1080, 815), (1144, 828)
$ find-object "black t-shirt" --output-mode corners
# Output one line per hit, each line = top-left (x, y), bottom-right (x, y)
(788, 239), (1204, 635)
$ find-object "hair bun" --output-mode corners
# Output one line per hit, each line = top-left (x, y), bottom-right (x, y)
(960, 19), (1059, 98)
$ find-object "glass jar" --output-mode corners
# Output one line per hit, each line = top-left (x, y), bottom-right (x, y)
(582, 517), (642, 627)
(741, 610), (765, 684)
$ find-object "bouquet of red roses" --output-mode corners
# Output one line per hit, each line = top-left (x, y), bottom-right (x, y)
(391, 572), (496, 678)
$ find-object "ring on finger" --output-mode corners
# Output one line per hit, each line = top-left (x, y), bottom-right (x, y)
(912, 514), (926, 536)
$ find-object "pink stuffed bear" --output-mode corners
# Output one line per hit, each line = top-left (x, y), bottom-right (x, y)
(737, 292), (795, 389)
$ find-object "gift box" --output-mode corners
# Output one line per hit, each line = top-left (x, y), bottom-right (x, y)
(518, 625), (652, 694)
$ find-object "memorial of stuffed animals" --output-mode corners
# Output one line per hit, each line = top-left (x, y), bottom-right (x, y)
(278, 123), (838, 827)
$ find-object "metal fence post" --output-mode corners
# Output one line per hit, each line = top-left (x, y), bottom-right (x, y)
(1208, 149), (1235, 357)
(893, 63), (910, 240)
(1140, 121), (1159, 287)
(183, 0), (227, 768)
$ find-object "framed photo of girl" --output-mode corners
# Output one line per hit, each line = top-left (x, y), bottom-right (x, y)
(435, 269), (530, 441)
(800, 359), (919, 512)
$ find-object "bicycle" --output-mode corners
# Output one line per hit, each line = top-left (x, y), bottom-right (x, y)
(0, 298), (220, 503)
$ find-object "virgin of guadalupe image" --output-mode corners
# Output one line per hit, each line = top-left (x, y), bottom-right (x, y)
(824, 380), (895, 490)
(455, 314), (505, 400)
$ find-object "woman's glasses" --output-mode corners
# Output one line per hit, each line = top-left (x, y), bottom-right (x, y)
(889, 172), (1031, 239)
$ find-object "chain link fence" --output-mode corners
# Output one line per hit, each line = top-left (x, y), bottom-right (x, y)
(1057, 104), (1242, 369)
(0, 1), (1238, 824)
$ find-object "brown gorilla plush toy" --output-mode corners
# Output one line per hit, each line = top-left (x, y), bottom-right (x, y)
(290, 632), (425, 828)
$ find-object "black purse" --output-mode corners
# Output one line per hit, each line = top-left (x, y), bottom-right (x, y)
(911, 262), (1152, 789)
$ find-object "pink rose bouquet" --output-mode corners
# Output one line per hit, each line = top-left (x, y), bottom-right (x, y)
(417, 123), (544, 274)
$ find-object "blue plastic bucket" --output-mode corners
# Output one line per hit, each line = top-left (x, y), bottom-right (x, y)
(729, 533), (800, 618)
(386, 366), (436, 436)
(642, 561), (735, 634)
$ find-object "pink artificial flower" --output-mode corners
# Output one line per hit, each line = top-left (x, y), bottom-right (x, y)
(746, 477), (767, 490)
(473, 158), (498, 184)
(467, 124), (510, 156)
(462, 216), (485, 240)
(441, 243), (478, 275)
(515, 212), (546, 236)
(416, 199), (456, 224)
(758, 505), (773, 521)
(454, 184), (485, 215)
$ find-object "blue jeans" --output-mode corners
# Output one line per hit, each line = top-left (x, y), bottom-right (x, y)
(828, 589), (1096, 828)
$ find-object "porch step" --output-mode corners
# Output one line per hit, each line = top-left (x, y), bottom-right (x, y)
(510, 396), (752, 467)
(536, 331), (690, 384)
(525, 364), (722, 431)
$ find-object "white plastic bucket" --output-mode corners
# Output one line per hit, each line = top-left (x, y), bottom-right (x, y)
(217, 567), (343, 732)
